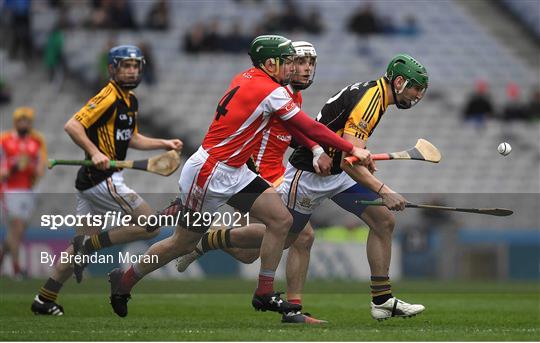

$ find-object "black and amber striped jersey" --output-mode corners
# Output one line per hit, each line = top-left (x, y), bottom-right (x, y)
(289, 77), (389, 174)
(73, 80), (139, 190)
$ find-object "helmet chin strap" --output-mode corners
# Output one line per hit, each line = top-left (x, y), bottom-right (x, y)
(260, 58), (290, 86)
(391, 79), (412, 109)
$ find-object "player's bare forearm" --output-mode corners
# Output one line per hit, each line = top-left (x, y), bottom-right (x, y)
(129, 133), (182, 151)
(64, 118), (101, 157)
(340, 134), (388, 194)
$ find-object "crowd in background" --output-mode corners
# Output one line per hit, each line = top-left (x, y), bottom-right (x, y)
(463, 80), (540, 131)
(0, 0), (538, 123)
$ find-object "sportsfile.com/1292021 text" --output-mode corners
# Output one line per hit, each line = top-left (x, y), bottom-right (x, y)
(40, 211), (250, 230)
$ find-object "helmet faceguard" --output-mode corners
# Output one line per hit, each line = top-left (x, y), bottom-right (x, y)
(108, 45), (145, 90)
(249, 35), (296, 86)
(385, 54), (428, 109)
(291, 41), (317, 91)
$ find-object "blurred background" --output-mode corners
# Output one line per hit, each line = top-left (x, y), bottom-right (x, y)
(0, 0), (538, 282)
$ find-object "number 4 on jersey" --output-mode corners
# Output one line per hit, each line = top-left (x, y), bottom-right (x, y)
(215, 86), (240, 121)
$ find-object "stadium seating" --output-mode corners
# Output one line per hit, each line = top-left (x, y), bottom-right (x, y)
(1, 0), (537, 229)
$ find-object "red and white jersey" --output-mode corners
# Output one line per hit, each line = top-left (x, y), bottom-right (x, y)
(252, 85), (302, 184)
(202, 68), (300, 168)
(0, 130), (47, 190)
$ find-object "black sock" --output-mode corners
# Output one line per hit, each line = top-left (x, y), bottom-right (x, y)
(200, 229), (233, 253)
(370, 276), (393, 305)
(38, 278), (63, 303)
(84, 232), (112, 253)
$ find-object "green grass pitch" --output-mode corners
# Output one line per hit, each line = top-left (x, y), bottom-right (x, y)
(1, 278), (538, 341)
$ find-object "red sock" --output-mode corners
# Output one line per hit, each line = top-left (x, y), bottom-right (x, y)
(255, 274), (274, 296)
(119, 266), (141, 294)
(288, 298), (302, 305)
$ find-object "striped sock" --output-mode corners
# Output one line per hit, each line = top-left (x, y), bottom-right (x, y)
(371, 276), (393, 305)
(200, 229), (232, 253)
(38, 278), (63, 302)
(255, 269), (275, 296)
(83, 232), (112, 253)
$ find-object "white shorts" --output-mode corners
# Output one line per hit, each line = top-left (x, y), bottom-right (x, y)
(278, 162), (358, 215)
(76, 171), (144, 216)
(3, 189), (36, 221)
(179, 147), (258, 214)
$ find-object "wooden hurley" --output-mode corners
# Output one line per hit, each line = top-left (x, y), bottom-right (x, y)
(48, 150), (181, 177)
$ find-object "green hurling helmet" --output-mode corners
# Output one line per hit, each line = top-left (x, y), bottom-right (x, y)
(249, 35), (296, 66)
(385, 53), (428, 109)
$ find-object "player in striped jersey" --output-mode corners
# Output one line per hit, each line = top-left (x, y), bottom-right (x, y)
(175, 41), (329, 324)
(108, 35), (373, 318)
(284, 54), (429, 320)
(30, 45), (182, 316)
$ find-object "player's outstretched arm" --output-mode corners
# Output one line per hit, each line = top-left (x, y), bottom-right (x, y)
(285, 123), (331, 174)
(129, 132), (183, 151)
(340, 133), (406, 211)
(282, 110), (372, 166)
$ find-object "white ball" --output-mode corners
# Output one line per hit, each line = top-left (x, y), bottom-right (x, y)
(498, 142), (512, 156)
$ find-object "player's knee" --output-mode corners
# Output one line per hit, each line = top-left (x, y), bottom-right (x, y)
(377, 213), (395, 235)
(265, 209), (293, 235)
(295, 227), (315, 250)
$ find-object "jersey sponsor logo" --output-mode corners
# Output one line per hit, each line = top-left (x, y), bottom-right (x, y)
(276, 134), (291, 142)
(359, 119), (368, 130)
(87, 102), (96, 110)
(119, 114), (128, 120)
(348, 121), (361, 131)
(116, 129), (133, 141)
(298, 197), (313, 209)
(284, 100), (296, 112)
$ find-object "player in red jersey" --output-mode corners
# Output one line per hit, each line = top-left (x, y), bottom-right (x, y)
(108, 35), (373, 318)
(0, 107), (47, 279)
(175, 41), (329, 324)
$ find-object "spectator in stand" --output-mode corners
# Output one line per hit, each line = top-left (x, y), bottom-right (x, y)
(280, 1), (303, 32)
(0, 79), (12, 105)
(303, 7), (324, 34)
(380, 15), (396, 35)
(183, 23), (206, 54)
(525, 87), (540, 121)
(463, 80), (494, 130)
(202, 19), (224, 52)
(89, 0), (112, 29)
(145, 0), (169, 31)
(44, 11), (69, 89)
(502, 82), (527, 121)
(139, 41), (156, 85)
(108, 0), (137, 29)
(222, 22), (250, 54)
(347, 3), (380, 36)
(5, 0), (33, 62)
(261, 9), (281, 33)
(398, 15), (420, 36)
